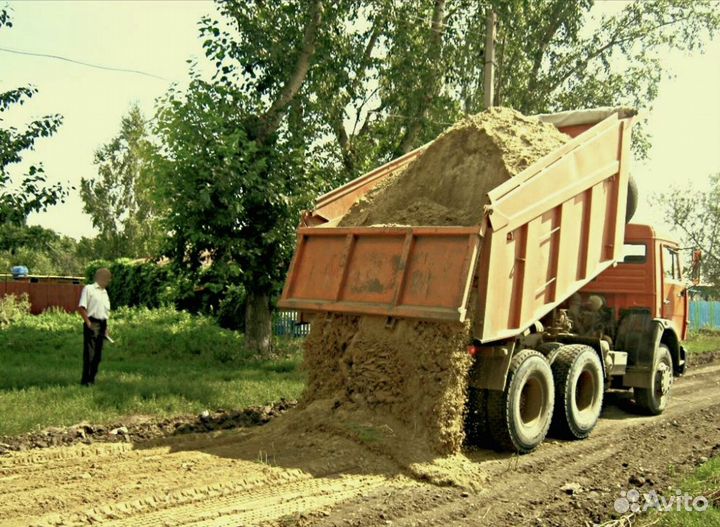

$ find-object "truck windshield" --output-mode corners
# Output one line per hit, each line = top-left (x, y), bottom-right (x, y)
(621, 243), (647, 264)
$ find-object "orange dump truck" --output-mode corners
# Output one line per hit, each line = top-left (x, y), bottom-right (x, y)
(279, 108), (689, 453)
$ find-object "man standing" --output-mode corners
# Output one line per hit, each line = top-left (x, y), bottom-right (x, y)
(77, 268), (112, 386)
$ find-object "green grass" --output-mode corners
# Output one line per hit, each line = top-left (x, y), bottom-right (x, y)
(0, 306), (305, 436)
(685, 328), (720, 355)
(639, 456), (720, 526)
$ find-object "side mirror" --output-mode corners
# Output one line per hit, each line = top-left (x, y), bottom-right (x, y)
(691, 250), (702, 285)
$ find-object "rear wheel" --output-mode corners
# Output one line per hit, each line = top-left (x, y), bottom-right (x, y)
(635, 344), (673, 415)
(550, 345), (604, 439)
(487, 350), (554, 453)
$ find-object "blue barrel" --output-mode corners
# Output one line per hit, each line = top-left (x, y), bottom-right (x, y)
(10, 266), (29, 278)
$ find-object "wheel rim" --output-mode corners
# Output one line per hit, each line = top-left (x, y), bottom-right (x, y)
(655, 360), (673, 399)
(575, 368), (597, 416)
(519, 374), (545, 429)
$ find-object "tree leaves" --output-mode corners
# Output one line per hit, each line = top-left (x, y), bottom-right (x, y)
(0, 8), (66, 245)
(79, 104), (162, 259)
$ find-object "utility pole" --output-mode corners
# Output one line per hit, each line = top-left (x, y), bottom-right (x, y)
(483, 9), (496, 109)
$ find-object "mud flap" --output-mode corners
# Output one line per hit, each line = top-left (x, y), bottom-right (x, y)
(468, 343), (515, 392)
(676, 345), (688, 376)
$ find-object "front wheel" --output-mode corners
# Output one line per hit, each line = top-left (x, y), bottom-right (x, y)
(634, 344), (673, 415)
(550, 345), (604, 439)
(487, 350), (554, 453)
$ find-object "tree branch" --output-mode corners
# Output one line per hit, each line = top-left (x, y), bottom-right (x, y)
(259, 0), (323, 141)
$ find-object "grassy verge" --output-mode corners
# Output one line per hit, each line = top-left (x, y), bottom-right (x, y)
(639, 456), (720, 527)
(0, 307), (305, 436)
(685, 328), (720, 355)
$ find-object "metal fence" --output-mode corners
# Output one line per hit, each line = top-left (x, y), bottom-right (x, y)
(690, 301), (720, 330)
(1, 275), (84, 314)
(273, 310), (310, 337)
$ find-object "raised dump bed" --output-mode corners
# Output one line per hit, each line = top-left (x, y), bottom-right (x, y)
(280, 108), (634, 343)
(280, 107), (690, 455)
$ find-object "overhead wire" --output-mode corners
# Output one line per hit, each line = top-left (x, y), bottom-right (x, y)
(0, 46), (171, 81)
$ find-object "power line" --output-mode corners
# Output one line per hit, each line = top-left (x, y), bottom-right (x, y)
(0, 46), (171, 81)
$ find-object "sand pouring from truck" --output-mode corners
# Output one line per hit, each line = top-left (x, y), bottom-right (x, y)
(279, 107), (689, 454)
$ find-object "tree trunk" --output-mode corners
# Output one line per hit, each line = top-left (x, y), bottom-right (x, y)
(245, 290), (272, 356)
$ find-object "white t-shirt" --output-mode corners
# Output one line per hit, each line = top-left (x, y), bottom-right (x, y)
(78, 283), (111, 320)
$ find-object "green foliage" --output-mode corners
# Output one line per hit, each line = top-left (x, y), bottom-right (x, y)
(80, 104), (162, 259)
(0, 8), (66, 245)
(0, 293), (30, 326)
(85, 259), (174, 309)
(685, 328), (720, 355)
(0, 306), (305, 436)
(0, 226), (90, 276)
(152, 0), (718, 353)
(154, 1), (344, 354)
(639, 455), (720, 527)
(294, 0), (720, 178)
(653, 173), (720, 287)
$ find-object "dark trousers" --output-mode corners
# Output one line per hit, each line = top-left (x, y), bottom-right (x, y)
(82, 318), (106, 385)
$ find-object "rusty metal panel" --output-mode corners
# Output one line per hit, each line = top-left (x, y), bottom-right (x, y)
(279, 226), (481, 321)
(0, 277), (83, 314)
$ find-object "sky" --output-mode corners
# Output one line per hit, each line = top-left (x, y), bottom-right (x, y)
(1, 0), (719, 240)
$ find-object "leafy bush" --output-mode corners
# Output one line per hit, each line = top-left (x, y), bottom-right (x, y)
(0, 293), (30, 326)
(85, 259), (174, 309)
(84, 259), (247, 330)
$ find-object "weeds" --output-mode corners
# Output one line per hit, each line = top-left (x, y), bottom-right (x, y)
(0, 293), (30, 326)
(0, 306), (305, 436)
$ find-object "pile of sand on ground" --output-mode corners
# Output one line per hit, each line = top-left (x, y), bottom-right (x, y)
(340, 107), (568, 227)
(245, 108), (569, 486)
(302, 315), (473, 455)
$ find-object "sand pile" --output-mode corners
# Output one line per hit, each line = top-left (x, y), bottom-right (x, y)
(302, 315), (473, 454)
(341, 107), (568, 226)
(247, 108), (568, 486)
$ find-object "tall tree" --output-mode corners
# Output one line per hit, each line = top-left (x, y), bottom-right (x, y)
(315, 0), (719, 179)
(155, 1), (348, 355)
(0, 8), (65, 250)
(654, 173), (720, 287)
(80, 104), (161, 259)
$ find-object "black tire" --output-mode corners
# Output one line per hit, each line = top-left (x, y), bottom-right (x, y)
(626, 174), (638, 223)
(465, 387), (493, 448)
(487, 349), (554, 453)
(550, 345), (604, 439)
(634, 344), (673, 415)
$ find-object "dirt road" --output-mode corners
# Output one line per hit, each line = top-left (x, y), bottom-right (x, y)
(2, 361), (719, 527)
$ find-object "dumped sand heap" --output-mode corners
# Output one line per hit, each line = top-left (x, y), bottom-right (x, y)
(341, 107), (568, 227)
(302, 315), (473, 455)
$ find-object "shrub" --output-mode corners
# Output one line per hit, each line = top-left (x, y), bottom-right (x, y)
(85, 259), (174, 309)
(83, 259), (253, 333)
(0, 293), (30, 326)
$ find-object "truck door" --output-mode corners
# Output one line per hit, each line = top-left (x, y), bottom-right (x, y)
(661, 244), (687, 339)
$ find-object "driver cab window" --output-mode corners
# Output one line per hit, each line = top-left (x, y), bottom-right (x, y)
(621, 243), (647, 264)
(663, 246), (681, 281)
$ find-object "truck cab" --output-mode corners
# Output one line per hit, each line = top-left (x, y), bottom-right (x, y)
(579, 223), (688, 377)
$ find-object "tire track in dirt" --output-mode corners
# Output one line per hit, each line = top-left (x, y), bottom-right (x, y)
(0, 423), (416, 526)
(1, 362), (718, 527)
(281, 362), (720, 527)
